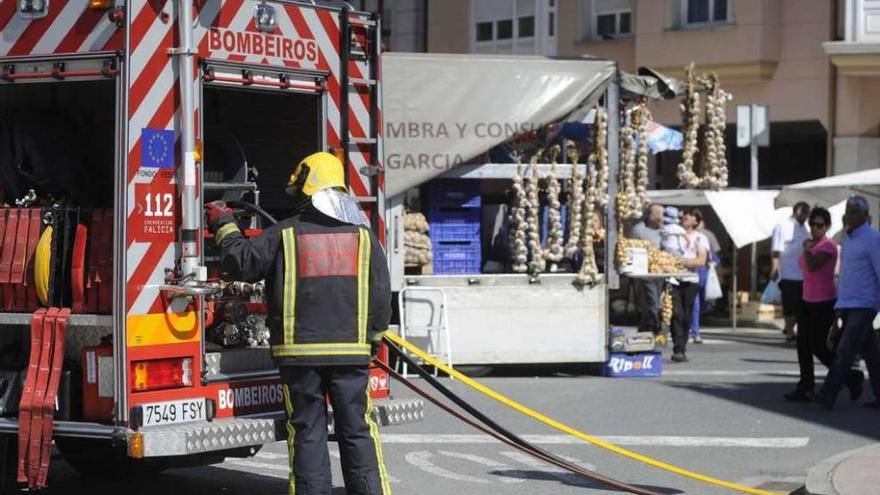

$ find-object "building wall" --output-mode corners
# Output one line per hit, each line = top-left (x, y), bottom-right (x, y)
(418, 0), (880, 180)
(427, 0), (470, 53)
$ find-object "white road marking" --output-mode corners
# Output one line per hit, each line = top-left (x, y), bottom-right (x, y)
(663, 370), (806, 376)
(500, 451), (598, 487)
(255, 451), (288, 460)
(438, 451), (525, 483)
(381, 434), (809, 448)
(405, 451), (491, 484)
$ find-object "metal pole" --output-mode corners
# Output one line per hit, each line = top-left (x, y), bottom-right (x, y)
(178, 0), (199, 277)
(731, 244), (737, 330)
(605, 80), (620, 290)
(749, 105), (758, 297)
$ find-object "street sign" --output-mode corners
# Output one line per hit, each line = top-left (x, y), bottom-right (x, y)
(736, 104), (770, 148)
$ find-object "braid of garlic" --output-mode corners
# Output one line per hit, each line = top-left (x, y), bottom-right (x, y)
(509, 156), (529, 273)
(526, 151), (545, 274)
(543, 145), (564, 268)
(577, 161), (600, 285)
(594, 107), (610, 209)
(564, 147), (584, 259)
(635, 103), (652, 211)
(707, 74), (730, 189)
(677, 63), (701, 189)
(617, 107), (638, 222)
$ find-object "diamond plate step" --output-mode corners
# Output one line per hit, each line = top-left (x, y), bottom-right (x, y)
(138, 417), (280, 457)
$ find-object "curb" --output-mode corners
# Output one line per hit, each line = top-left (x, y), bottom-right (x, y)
(805, 444), (880, 495)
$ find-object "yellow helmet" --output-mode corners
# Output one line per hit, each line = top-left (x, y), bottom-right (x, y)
(286, 152), (346, 198)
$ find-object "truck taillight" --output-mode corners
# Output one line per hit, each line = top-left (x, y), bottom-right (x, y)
(88, 0), (111, 10)
(131, 358), (193, 392)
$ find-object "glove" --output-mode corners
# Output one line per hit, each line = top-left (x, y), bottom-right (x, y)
(205, 201), (233, 230)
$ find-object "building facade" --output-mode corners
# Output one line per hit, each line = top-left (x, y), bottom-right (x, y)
(407, 0), (879, 187)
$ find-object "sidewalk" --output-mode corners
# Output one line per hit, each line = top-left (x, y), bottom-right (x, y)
(806, 443), (880, 495)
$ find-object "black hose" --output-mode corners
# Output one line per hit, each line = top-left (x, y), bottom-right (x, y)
(383, 341), (664, 495)
(377, 361), (664, 494)
(226, 200), (278, 225)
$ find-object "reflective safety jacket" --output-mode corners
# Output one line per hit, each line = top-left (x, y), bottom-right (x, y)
(213, 210), (391, 366)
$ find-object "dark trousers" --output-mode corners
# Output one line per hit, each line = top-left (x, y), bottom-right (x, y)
(635, 279), (663, 334)
(820, 308), (880, 400)
(281, 365), (391, 495)
(795, 300), (835, 391)
(670, 281), (699, 355)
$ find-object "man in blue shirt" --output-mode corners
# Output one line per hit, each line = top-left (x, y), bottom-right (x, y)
(816, 196), (880, 409)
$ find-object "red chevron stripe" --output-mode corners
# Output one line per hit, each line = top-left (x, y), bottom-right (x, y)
(0, 1), (18, 39)
(6, 2), (66, 56)
(54, 7), (104, 54)
(130, 0), (166, 54)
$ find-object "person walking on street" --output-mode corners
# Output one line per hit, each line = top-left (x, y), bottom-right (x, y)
(771, 202), (811, 342)
(630, 203), (664, 335)
(661, 207), (708, 362)
(689, 213), (718, 344)
(785, 207), (864, 402)
(205, 151), (393, 494)
(815, 196), (880, 410)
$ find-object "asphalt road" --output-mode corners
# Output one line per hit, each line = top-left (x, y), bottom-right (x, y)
(37, 327), (880, 495)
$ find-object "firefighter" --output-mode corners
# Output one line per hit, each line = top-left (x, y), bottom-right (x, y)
(205, 151), (392, 495)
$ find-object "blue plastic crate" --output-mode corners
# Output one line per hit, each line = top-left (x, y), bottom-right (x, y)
(432, 240), (481, 274)
(428, 207), (481, 224)
(431, 222), (481, 242)
(427, 179), (481, 209)
(433, 259), (482, 274)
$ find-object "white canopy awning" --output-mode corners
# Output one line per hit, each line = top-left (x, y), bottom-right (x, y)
(648, 189), (788, 248)
(382, 53), (617, 197)
(650, 189), (848, 246)
(775, 168), (880, 208)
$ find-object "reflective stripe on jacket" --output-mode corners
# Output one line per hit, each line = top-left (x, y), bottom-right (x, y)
(213, 209), (391, 366)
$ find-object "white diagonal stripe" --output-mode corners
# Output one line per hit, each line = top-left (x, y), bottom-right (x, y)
(0, 14), (32, 55)
(405, 451), (491, 484)
(79, 16), (117, 52)
(32, 0), (85, 54)
(129, 243), (175, 314)
(438, 451), (525, 483)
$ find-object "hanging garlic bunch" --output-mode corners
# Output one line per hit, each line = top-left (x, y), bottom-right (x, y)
(525, 151), (545, 274)
(543, 146), (565, 269)
(634, 103), (652, 211)
(677, 64), (733, 190)
(677, 63), (702, 189)
(661, 288), (673, 326)
(564, 147), (585, 259)
(702, 74), (731, 190)
(509, 156), (529, 273)
(576, 161), (601, 285)
(593, 107), (610, 208)
(617, 106), (639, 223)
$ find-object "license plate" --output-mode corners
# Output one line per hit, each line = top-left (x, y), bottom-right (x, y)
(140, 399), (207, 427)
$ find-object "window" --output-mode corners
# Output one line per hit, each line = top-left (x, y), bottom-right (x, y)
(590, 0), (633, 40)
(472, 0), (555, 55)
(476, 21), (493, 42)
(518, 16), (535, 38)
(595, 11), (631, 39)
(497, 19), (513, 39)
(685, 0), (729, 25)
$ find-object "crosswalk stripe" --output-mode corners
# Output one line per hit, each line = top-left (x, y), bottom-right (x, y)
(380, 434), (809, 448)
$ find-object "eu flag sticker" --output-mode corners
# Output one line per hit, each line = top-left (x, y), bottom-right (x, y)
(141, 128), (175, 169)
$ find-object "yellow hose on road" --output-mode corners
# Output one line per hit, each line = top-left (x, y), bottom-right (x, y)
(384, 331), (784, 495)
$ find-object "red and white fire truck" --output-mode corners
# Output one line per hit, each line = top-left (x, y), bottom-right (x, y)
(0, 0), (419, 485)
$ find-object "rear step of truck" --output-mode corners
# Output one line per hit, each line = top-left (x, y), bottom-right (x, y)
(135, 397), (423, 457)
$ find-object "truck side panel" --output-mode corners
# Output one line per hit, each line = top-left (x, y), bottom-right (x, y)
(0, 1), (122, 57)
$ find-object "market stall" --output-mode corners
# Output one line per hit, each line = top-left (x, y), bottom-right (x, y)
(382, 53), (619, 366)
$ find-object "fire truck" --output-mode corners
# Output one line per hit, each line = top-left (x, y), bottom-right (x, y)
(0, 0), (420, 485)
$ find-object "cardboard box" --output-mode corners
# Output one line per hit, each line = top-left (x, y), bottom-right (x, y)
(620, 247), (649, 275)
(604, 352), (662, 378)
